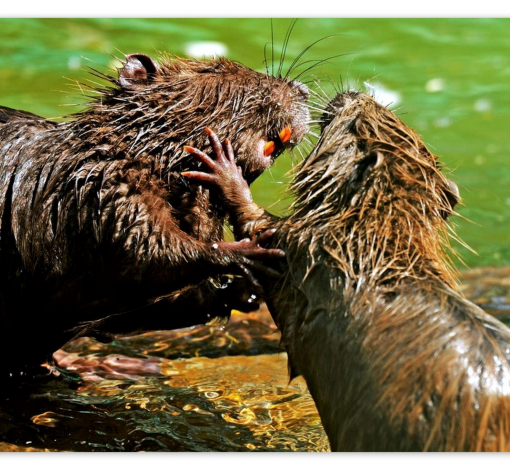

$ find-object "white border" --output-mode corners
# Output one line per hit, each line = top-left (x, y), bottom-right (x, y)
(2, 0), (510, 17)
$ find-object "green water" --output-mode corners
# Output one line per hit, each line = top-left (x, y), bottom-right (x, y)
(0, 18), (508, 266)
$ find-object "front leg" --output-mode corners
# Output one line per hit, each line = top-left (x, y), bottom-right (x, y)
(102, 188), (285, 299)
(73, 275), (262, 343)
(183, 128), (279, 240)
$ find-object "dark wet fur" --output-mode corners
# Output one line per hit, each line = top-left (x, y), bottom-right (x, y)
(0, 54), (309, 379)
(218, 91), (510, 451)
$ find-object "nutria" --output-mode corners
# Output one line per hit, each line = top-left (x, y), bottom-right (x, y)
(0, 52), (310, 380)
(184, 91), (510, 451)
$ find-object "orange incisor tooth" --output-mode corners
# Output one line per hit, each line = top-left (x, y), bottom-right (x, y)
(279, 126), (292, 143)
(263, 141), (275, 157)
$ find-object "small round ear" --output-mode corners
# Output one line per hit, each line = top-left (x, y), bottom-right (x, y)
(118, 53), (160, 90)
(441, 179), (461, 220)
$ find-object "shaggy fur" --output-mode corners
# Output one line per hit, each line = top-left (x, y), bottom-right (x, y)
(0, 53), (309, 379)
(190, 91), (510, 451)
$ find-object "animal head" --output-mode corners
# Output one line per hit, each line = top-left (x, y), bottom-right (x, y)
(287, 91), (460, 285)
(96, 53), (310, 182)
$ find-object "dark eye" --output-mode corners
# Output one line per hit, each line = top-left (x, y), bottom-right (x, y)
(346, 118), (358, 134)
(353, 151), (383, 184)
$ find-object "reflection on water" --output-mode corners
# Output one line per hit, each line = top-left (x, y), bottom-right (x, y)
(0, 309), (329, 452)
(0, 266), (509, 452)
(457, 266), (510, 321)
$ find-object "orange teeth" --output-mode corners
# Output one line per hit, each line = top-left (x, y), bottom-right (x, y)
(263, 141), (275, 157)
(279, 126), (292, 143)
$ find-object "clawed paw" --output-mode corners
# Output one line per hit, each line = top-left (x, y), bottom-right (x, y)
(182, 128), (251, 202)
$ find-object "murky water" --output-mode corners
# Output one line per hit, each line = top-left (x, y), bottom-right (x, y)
(0, 19), (509, 452)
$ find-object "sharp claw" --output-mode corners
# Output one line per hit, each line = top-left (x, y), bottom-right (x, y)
(255, 228), (277, 245)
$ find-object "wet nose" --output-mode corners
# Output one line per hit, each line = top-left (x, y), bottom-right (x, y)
(326, 93), (355, 114)
(321, 92), (360, 128)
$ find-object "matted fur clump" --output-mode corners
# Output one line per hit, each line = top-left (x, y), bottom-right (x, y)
(185, 90), (510, 451)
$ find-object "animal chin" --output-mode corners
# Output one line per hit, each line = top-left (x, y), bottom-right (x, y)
(254, 139), (274, 170)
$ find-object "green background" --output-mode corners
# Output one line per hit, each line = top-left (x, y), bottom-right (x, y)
(0, 18), (508, 267)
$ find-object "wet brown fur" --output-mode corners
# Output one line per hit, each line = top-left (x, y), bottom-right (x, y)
(0, 53), (309, 379)
(207, 91), (510, 451)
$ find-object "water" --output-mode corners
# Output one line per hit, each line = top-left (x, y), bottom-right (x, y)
(0, 19), (509, 452)
(1, 267), (509, 453)
(0, 18), (509, 266)
(0, 267), (509, 453)
(0, 310), (329, 452)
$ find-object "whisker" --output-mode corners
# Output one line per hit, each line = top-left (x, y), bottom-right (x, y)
(278, 18), (298, 79)
(293, 53), (354, 82)
(271, 19), (275, 77)
(285, 35), (340, 79)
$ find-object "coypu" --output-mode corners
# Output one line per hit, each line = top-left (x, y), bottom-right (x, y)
(184, 91), (510, 451)
(0, 52), (309, 380)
